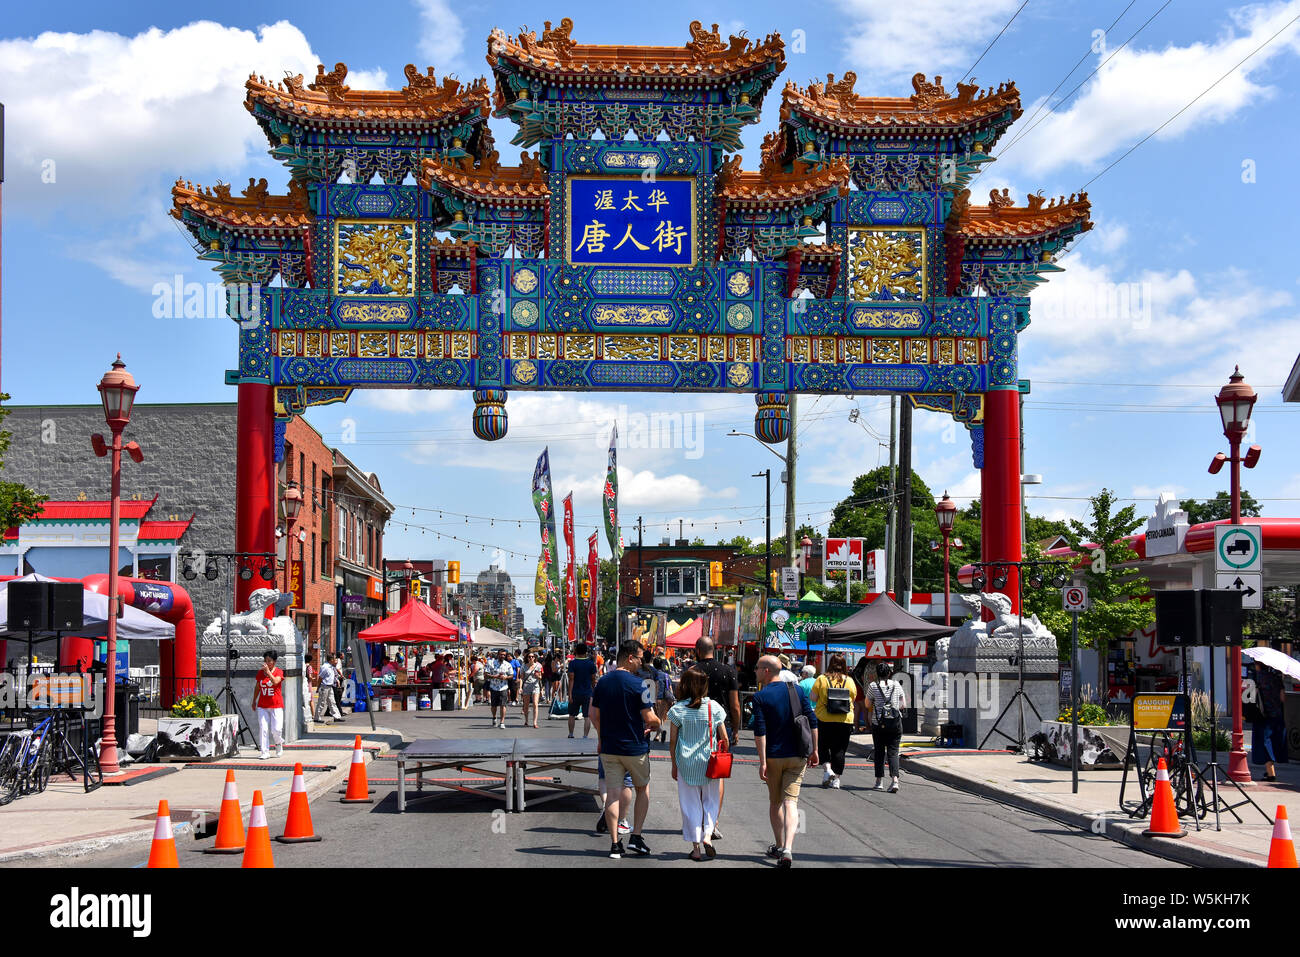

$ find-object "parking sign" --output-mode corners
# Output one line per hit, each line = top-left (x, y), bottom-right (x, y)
(1063, 585), (1089, 613)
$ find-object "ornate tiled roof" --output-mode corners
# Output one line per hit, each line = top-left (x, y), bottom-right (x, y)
(782, 242), (842, 259)
(781, 72), (1022, 131)
(487, 19), (785, 83)
(430, 238), (478, 258)
(138, 516), (196, 542)
(419, 152), (550, 203)
(715, 156), (850, 207)
(171, 177), (313, 230)
(245, 63), (490, 128)
(954, 189), (1092, 241)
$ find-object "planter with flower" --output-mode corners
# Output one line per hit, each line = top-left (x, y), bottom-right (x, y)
(156, 693), (239, 761)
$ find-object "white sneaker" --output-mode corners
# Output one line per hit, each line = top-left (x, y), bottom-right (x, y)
(830, 775), (842, 789)
(821, 766), (833, 786)
(888, 778), (900, 793)
(260, 752), (270, 761)
(872, 778), (884, 791)
(275, 747), (282, 758)
(618, 820), (632, 834)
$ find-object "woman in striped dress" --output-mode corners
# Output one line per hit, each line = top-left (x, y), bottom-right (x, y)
(667, 667), (730, 861)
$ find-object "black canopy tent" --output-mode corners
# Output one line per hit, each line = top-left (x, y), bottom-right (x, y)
(821, 594), (958, 644)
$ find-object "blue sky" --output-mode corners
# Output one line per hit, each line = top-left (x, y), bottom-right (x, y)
(3, 0), (1300, 626)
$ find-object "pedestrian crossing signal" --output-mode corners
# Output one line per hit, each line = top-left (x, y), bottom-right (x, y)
(448, 561), (460, 584)
(632, 578), (641, 597)
(709, 561), (723, 588)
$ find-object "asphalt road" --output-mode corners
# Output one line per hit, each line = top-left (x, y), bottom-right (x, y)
(62, 705), (1183, 869)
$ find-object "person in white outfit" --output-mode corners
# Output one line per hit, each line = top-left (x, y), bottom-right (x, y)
(253, 650), (285, 760)
(315, 654), (342, 723)
(667, 667), (729, 861)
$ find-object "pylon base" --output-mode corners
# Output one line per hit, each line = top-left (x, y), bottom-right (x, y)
(1142, 828), (1187, 839)
(275, 834), (323, 843)
(203, 846), (245, 854)
(340, 797), (375, 804)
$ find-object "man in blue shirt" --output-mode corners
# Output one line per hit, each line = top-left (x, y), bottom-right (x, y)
(567, 642), (598, 739)
(591, 640), (661, 859)
(752, 655), (818, 868)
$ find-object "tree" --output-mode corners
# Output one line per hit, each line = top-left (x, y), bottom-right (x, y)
(1180, 490), (1261, 525)
(1058, 488), (1155, 695)
(1245, 587), (1298, 645)
(0, 397), (46, 531)
(1025, 514), (1071, 545)
(480, 612), (505, 633)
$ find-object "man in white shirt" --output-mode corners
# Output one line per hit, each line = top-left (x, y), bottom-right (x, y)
(486, 650), (514, 729)
(316, 655), (342, 723)
(776, 654), (800, 683)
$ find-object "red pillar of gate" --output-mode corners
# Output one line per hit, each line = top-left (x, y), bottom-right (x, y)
(236, 382), (276, 612)
(982, 389), (1022, 613)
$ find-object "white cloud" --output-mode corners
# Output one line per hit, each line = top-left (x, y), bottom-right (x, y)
(1001, 2), (1300, 177)
(835, 0), (1024, 89)
(360, 390), (461, 414)
(415, 0), (468, 72)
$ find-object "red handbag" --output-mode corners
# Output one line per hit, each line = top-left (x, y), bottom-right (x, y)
(705, 701), (732, 779)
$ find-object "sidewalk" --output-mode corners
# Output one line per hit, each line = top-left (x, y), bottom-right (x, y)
(0, 722), (403, 864)
(847, 733), (1296, 867)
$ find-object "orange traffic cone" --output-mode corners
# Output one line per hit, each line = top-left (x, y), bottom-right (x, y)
(146, 799), (179, 868)
(1142, 758), (1186, 839)
(241, 790), (275, 868)
(341, 735), (374, 804)
(1268, 805), (1298, 868)
(205, 770), (245, 855)
(276, 763), (322, 843)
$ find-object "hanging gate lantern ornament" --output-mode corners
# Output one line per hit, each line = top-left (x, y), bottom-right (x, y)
(170, 23), (1093, 616)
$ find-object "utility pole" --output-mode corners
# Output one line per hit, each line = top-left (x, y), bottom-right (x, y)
(785, 394), (797, 568)
(896, 399), (913, 609)
(755, 470), (771, 603)
(885, 397), (897, 595)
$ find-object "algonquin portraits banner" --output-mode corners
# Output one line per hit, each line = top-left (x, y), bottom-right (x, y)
(603, 425), (623, 562)
(564, 493), (578, 644)
(531, 449), (563, 637)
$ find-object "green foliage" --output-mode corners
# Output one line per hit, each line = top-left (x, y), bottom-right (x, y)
(1057, 702), (1117, 726)
(0, 396), (48, 531)
(1189, 690), (1229, 751)
(1244, 587), (1298, 644)
(171, 693), (222, 718)
(480, 612), (505, 633)
(1179, 490), (1260, 526)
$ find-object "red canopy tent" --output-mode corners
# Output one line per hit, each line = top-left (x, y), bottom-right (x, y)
(664, 617), (703, 649)
(358, 600), (459, 643)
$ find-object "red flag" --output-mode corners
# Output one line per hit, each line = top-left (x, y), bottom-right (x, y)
(586, 531), (600, 644)
(563, 493), (577, 644)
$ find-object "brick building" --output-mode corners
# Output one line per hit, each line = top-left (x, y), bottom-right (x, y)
(281, 416), (338, 657)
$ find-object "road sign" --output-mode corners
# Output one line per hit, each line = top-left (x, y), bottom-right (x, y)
(1215, 524), (1262, 574)
(781, 567), (799, 601)
(1215, 571), (1263, 609)
(1062, 584), (1090, 613)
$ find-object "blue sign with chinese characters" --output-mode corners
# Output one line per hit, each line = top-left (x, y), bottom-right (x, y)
(566, 176), (695, 267)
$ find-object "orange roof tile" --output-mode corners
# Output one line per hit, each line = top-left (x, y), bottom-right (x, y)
(487, 19), (785, 83)
(782, 242), (843, 259)
(430, 239), (478, 258)
(955, 189), (1092, 241)
(419, 152), (550, 203)
(171, 178), (313, 230)
(245, 63), (489, 128)
(781, 73), (1022, 132)
(715, 156), (850, 206)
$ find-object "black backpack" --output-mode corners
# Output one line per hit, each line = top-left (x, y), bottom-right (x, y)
(875, 680), (903, 733)
(824, 675), (853, 715)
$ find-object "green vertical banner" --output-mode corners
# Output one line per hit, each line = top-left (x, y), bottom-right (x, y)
(603, 425), (623, 561)
(532, 448), (564, 637)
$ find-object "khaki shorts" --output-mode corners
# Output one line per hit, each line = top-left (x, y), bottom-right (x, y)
(765, 755), (807, 803)
(601, 751), (652, 788)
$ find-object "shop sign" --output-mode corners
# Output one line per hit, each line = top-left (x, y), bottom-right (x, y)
(1144, 492), (1189, 558)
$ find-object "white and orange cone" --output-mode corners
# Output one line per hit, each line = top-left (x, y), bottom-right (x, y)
(205, 769), (245, 854)
(276, 763), (322, 843)
(1268, 805), (1297, 868)
(341, 735), (374, 804)
(1142, 758), (1186, 838)
(241, 790), (275, 868)
(146, 799), (179, 868)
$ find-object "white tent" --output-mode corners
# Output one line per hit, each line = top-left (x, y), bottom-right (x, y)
(470, 626), (520, 649)
(0, 574), (175, 640)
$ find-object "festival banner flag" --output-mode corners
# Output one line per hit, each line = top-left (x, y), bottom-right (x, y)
(586, 530), (600, 644)
(563, 493), (578, 644)
(603, 426), (623, 562)
(531, 449), (564, 636)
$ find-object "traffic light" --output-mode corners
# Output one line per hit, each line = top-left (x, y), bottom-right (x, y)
(448, 560), (460, 584)
(709, 561), (723, 588)
(410, 577), (422, 600)
(580, 578), (591, 600)
(632, 577), (641, 597)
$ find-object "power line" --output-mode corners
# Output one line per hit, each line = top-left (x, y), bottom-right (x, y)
(960, 0), (1033, 83)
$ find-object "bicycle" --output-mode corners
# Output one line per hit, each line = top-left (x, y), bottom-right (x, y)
(0, 716), (54, 805)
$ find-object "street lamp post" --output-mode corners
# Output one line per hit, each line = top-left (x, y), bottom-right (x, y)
(754, 469), (771, 602)
(281, 482), (303, 606)
(729, 430), (794, 567)
(1212, 366), (1260, 783)
(92, 355), (141, 776)
(935, 492), (957, 626)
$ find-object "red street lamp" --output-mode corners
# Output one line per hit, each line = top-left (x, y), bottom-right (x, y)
(92, 355), (143, 776)
(282, 483), (303, 524)
(1211, 366), (1261, 783)
(935, 492), (958, 626)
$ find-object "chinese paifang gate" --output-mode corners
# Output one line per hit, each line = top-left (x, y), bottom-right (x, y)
(169, 19), (1092, 613)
